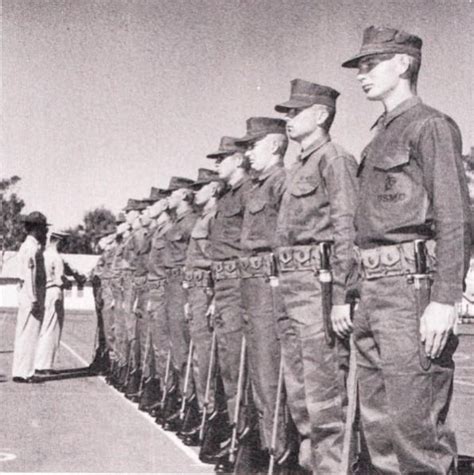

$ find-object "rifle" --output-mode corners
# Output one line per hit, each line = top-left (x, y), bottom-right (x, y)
(229, 336), (247, 464)
(319, 242), (335, 347)
(268, 357), (284, 475)
(200, 330), (217, 442)
(179, 339), (195, 421)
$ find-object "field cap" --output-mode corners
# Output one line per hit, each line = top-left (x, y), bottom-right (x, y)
(168, 176), (195, 191)
(207, 136), (246, 159)
(123, 199), (148, 212)
(342, 25), (422, 68)
(191, 168), (220, 189)
(235, 117), (287, 145)
(149, 187), (170, 202)
(20, 211), (51, 226)
(115, 213), (126, 224)
(275, 79), (340, 112)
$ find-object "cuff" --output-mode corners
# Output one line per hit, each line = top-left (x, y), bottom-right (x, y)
(431, 278), (463, 305)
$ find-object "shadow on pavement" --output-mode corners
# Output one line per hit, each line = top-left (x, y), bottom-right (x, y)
(38, 366), (98, 382)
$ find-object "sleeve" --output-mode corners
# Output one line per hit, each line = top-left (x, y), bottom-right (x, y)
(54, 256), (65, 287)
(323, 154), (359, 305)
(418, 117), (472, 304)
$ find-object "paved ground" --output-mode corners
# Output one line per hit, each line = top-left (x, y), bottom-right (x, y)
(0, 309), (214, 473)
(0, 308), (472, 472)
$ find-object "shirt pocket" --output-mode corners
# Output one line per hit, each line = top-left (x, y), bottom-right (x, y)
(290, 176), (320, 197)
(248, 198), (266, 215)
(222, 201), (243, 217)
(373, 149), (410, 171)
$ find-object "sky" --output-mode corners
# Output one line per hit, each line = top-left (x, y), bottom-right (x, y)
(2, 0), (473, 229)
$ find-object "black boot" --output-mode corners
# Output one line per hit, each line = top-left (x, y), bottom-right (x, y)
(177, 393), (200, 439)
(125, 369), (142, 402)
(233, 425), (267, 474)
(199, 410), (231, 464)
(138, 378), (161, 412)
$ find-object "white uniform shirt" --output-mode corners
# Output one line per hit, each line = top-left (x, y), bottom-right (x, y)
(43, 246), (65, 288)
(17, 235), (43, 303)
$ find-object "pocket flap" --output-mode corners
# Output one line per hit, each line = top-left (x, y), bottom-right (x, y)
(248, 198), (266, 214)
(222, 202), (242, 217)
(374, 150), (410, 171)
(290, 177), (320, 197)
(380, 247), (401, 267)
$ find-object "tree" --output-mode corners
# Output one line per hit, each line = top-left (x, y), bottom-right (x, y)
(60, 207), (116, 254)
(0, 176), (26, 251)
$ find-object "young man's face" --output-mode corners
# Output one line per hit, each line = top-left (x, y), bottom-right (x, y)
(245, 135), (274, 173)
(215, 153), (241, 182)
(195, 182), (216, 206)
(167, 188), (187, 209)
(285, 105), (320, 143)
(357, 54), (403, 101)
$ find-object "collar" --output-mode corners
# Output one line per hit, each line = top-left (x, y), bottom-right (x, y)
(299, 135), (331, 162)
(26, 235), (40, 247)
(254, 163), (282, 183)
(201, 203), (217, 218)
(175, 207), (193, 222)
(229, 176), (247, 192)
(371, 96), (422, 130)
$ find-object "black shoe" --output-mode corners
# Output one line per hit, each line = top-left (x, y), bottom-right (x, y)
(214, 454), (234, 474)
(199, 411), (231, 464)
(182, 431), (200, 447)
(13, 376), (41, 384)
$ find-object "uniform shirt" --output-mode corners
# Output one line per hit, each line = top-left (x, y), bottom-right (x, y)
(134, 229), (152, 278)
(241, 164), (286, 253)
(44, 246), (65, 288)
(111, 240), (128, 276)
(17, 235), (45, 303)
(146, 220), (172, 280)
(355, 96), (471, 305)
(210, 177), (252, 261)
(120, 228), (148, 271)
(163, 209), (198, 269)
(276, 136), (358, 305)
(92, 245), (116, 280)
(185, 206), (217, 270)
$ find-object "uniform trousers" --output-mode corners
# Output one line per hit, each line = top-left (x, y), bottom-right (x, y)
(12, 289), (44, 378)
(213, 277), (244, 422)
(186, 284), (215, 411)
(354, 275), (458, 474)
(147, 280), (172, 384)
(111, 277), (127, 366)
(278, 269), (349, 473)
(122, 270), (138, 371)
(35, 286), (64, 370)
(101, 279), (115, 353)
(241, 275), (286, 457)
(165, 273), (191, 395)
(133, 275), (149, 372)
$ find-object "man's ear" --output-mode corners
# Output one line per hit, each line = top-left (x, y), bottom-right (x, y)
(396, 54), (411, 77)
(316, 106), (330, 127)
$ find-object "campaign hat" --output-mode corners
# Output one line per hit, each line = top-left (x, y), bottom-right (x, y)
(275, 79), (340, 112)
(235, 117), (287, 145)
(342, 25), (422, 68)
(206, 136), (246, 159)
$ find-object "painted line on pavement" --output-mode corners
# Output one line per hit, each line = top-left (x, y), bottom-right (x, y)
(60, 341), (212, 470)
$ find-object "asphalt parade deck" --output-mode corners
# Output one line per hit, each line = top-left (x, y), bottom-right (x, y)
(0, 308), (473, 473)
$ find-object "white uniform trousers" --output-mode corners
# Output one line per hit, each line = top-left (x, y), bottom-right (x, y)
(35, 287), (64, 371)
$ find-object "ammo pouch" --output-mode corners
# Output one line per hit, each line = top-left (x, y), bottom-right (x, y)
(355, 240), (436, 280)
(147, 278), (166, 290)
(182, 268), (213, 289)
(166, 266), (185, 281)
(238, 253), (275, 279)
(211, 259), (240, 281)
(276, 245), (322, 273)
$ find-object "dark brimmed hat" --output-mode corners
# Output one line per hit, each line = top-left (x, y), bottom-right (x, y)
(206, 136), (247, 159)
(191, 168), (220, 189)
(275, 79), (340, 112)
(341, 26), (422, 68)
(123, 199), (148, 212)
(20, 211), (51, 226)
(168, 176), (195, 191)
(235, 117), (287, 145)
(99, 225), (116, 237)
